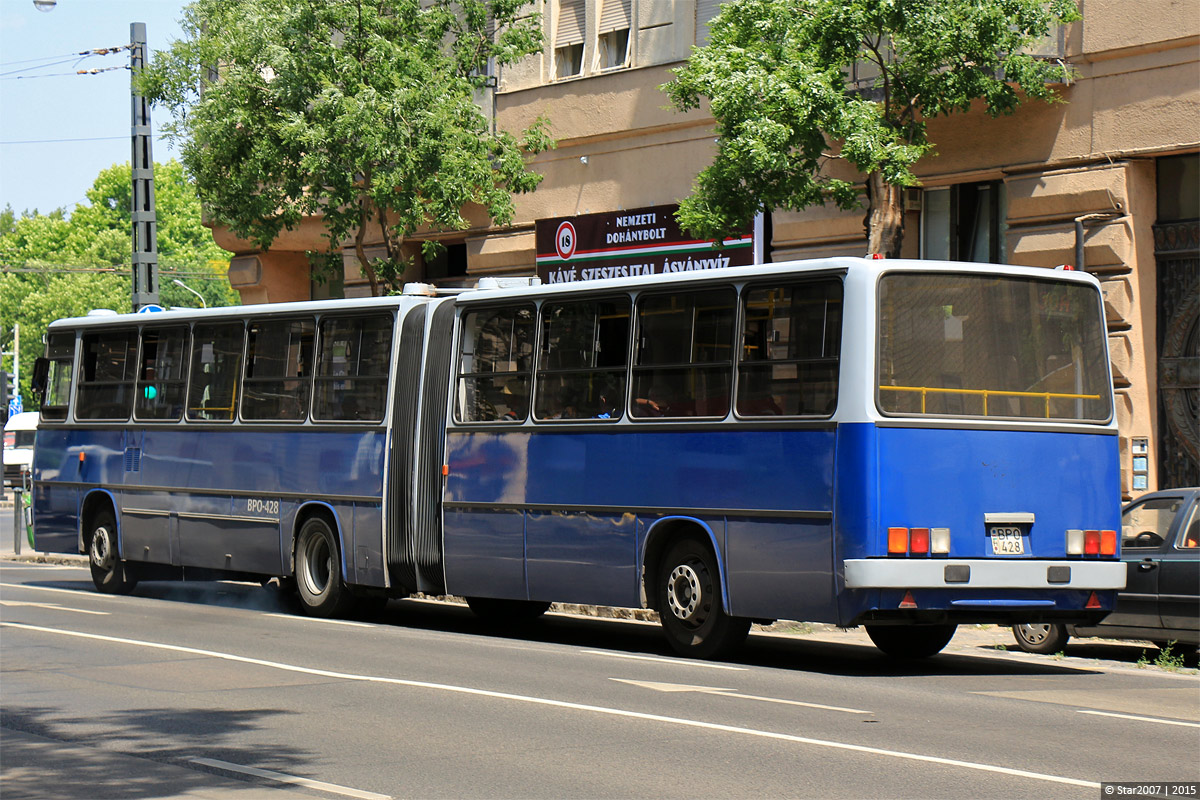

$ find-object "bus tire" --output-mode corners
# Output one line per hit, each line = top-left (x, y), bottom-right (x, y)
(87, 510), (137, 595)
(656, 537), (750, 660)
(866, 623), (957, 659)
(1011, 623), (1069, 654)
(466, 597), (551, 624)
(295, 517), (354, 618)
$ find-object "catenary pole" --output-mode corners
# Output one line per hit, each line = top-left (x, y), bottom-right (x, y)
(130, 22), (159, 311)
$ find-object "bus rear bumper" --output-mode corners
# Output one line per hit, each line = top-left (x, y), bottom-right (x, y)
(843, 559), (1126, 590)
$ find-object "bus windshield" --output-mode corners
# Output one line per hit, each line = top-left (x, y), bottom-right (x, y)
(877, 272), (1112, 422)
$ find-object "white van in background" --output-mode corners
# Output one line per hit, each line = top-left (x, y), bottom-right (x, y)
(3, 411), (38, 486)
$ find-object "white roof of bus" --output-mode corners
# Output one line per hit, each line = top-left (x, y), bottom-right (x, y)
(45, 257), (1100, 329)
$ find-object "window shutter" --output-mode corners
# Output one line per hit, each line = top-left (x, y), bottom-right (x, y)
(556, 0), (585, 46)
(697, 0), (722, 45)
(599, 0), (631, 33)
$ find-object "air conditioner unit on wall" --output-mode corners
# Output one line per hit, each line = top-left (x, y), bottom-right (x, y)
(904, 188), (923, 212)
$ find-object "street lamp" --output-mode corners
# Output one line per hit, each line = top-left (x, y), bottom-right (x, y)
(172, 279), (206, 308)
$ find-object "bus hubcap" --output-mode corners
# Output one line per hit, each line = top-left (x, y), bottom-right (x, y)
(90, 527), (113, 569)
(302, 535), (331, 597)
(667, 564), (701, 622)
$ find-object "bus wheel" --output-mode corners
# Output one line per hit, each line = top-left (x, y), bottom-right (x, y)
(1011, 623), (1069, 654)
(87, 511), (137, 595)
(295, 517), (353, 618)
(656, 538), (750, 659)
(466, 597), (551, 624)
(866, 624), (957, 659)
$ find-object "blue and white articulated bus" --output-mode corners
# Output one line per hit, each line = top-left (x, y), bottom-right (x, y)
(31, 257), (1125, 659)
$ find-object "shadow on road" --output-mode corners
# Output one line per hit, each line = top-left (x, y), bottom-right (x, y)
(13, 571), (1192, 679)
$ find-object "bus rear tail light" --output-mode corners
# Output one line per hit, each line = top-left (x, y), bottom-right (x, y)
(1100, 530), (1117, 555)
(931, 528), (951, 554)
(1066, 529), (1084, 555)
(1084, 529), (1100, 555)
(909, 528), (930, 554)
(888, 528), (908, 554)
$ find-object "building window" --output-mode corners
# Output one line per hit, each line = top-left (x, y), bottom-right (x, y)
(921, 181), (1004, 263)
(597, 0), (631, 70)
(1157, 154), (1200, 222)
(555, 0), (585, 79)
(696, 0), (722, 46)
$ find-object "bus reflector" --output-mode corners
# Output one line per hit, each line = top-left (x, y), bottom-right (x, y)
(931, 528), (951, 554)
(1066, 529), (1084, 555)
(899, 591), (918, 608)
(910, 528), (930, 553)
(1100, 530), (1117, 555)
(1084, 530), (1100, 555)
(1086, 591), (1102, 609)
(888, 527), (908, 554)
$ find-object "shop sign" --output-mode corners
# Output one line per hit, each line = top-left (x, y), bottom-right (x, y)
(535, 204), (754, 284)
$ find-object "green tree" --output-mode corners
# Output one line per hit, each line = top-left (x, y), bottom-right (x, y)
(0, 160), (237, 408)
(141, 0), (554, 296)
(665, 0), (1079, 256)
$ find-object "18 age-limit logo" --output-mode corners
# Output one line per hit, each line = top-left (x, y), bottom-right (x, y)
(555, 221), (577, 261)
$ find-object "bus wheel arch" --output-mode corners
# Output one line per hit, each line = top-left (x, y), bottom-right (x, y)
(82, 492), (136, 595)
(292, 505), (354, 618)
(643, 519), (749, 659)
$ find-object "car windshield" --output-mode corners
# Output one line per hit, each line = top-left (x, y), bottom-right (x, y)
(1121, 497), (1184, 549)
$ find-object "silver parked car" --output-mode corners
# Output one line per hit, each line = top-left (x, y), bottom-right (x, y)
(1012, 488), (1199, 654)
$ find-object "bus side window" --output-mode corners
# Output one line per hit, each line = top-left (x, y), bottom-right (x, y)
(314, 314), (393, 422)
(534, 296), (630, 421)
(39, 332), (76, 422)
(76, 330), (137, 421)
(456, 305), (535, 422)
(737, 279), (842, 417)
(631, 288), (735, 418)
(187, 323), (244, 422)
(243, 318), (316, 421)
(135, 327), (189, 421)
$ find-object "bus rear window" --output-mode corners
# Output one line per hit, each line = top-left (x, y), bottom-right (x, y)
(877, 273), (1111, 422)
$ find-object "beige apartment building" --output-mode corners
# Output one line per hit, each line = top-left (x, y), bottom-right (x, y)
(211, 0), (1199, 495)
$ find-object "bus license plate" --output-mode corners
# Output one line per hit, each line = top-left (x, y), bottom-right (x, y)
(990, 527), (1025, 555)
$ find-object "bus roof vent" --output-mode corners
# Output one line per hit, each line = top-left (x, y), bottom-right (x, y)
(86, 309), (119, 317)
(401, 282), (438, 296)
(474, 276), (542, 290)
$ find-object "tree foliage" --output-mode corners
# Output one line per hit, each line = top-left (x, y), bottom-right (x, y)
(0, 161), (236, 409)
(665, 0), (1080, 256)
(141, 0), (554, 295)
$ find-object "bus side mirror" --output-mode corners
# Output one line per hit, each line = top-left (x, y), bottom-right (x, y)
(31, 357), (49, 398)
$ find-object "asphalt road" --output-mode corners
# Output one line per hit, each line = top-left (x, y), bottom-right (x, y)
(2, 557), (1198, 800)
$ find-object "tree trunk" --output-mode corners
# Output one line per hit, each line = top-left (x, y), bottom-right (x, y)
(865, 171), (905, 259)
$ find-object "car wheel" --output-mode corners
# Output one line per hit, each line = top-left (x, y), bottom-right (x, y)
(1011, 622), (1069, 654)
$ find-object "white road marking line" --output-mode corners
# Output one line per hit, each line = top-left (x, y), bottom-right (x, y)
(263, 613), (374, 628)
(610, 678), (870, 714)
(1077, 710), (1200, 728)
(0, 600), (108, 615)
(4, 621), (1100, 790)
(190, 757), (391, 800)
(0, 582), (100, 598)
(582, 649), (749, 670)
